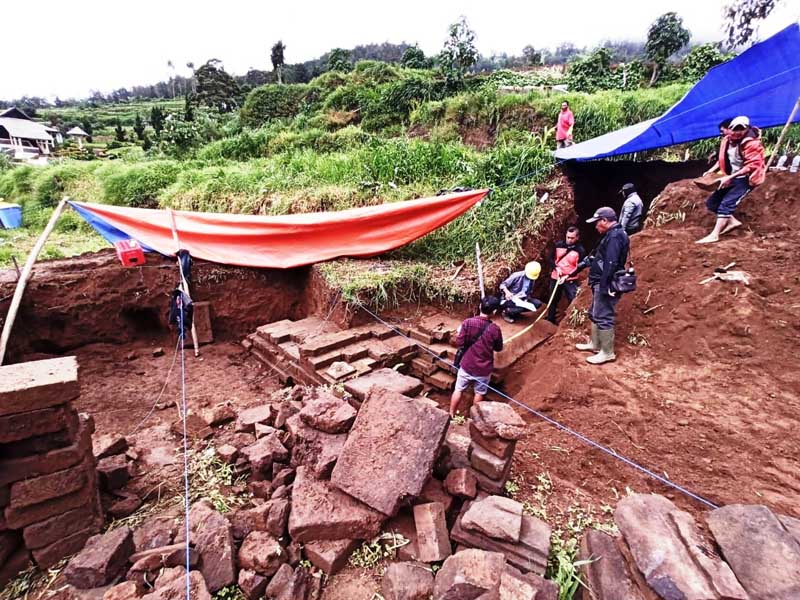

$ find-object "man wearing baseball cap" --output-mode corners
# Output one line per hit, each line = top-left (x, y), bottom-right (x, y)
(697, 115), (765, 244)
(575, 207), (630, 364)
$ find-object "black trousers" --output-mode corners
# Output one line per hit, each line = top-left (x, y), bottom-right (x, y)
(546, 279), (579, 323)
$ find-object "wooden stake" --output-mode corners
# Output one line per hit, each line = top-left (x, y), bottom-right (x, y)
(0, 197), (68, 365)
(766, 97), (800, 170)
(475, 242), (485, 299)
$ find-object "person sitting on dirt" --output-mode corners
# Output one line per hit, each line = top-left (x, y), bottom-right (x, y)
(556, 101), (575, 149)
(498, 262), (543, 324)
(545, 227), (586, 325)
(449, 296), (504, 417)
(575, 207), (630, 365)
(696, 116), (766, 244)
(619, 183), (644, 235)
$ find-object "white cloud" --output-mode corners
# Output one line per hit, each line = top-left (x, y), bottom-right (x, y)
(2, 0), (797, 99)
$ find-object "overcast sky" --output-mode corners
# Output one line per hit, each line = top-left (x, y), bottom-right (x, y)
(3, 0), (798, 100)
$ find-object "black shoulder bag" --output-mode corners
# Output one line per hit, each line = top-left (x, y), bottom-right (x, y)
(453, 319), (492, 369)
(611, 243), (637, 294)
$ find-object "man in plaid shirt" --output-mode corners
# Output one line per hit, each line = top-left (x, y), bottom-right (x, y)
(449, 296), (504, 417)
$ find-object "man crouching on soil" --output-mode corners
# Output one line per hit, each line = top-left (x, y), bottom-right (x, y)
(449, 296), (504, 417)
(696, 115), (765, 244)
(575, 207), (629, 365)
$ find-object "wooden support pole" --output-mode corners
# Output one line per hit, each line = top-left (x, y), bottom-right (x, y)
(475, 242), (485, 299)
(766, 97), (800, 170)
(0, 197), (68, 365)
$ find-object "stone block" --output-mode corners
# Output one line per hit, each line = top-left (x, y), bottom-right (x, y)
(0, 404), (72, 444)
(470, 402), (526, 441)
(241, 434), (289, 477)
(414, 502), (452, 562)
(235, 404), (274, 433)
(288, 466), (385, 542)
(23, 505), (100, 550)
(445, 469), (478, 499)
(469, 422), (516, 460)
(108, 493), (142, 519)
(97, 454), (130, 491)
(5, 482), (94, 530)
(331, 388), (449, 516)
(216, 444), (238, 465)
(440, 421), (472, 472)
(578, 530), (646, 600)
(133, 516), (177, 552)
(779, 513), (800, 546)
(300, 330), (363, 357)
(183, 500), (236, 593)
(499, 564), (558, 600)
(201, 402), (235, 427)
(93, 434), (129, 460)
(230, 502), (273, 540)
(425, 370), (456, 391)
(417, 477), (453, 514)
(462, 495), (523, 543)
(265, 563), (294, 599)
(616, 494), (747, 600)
(433, 549), (505, 600)
(470, 443), (512, 480)
(299, 391), (357, 434)
(140, 569), (211, 600)
(411, 357), (438, 377)
(451, 501), (551, 575)
(63, 527), (135, 589)
(286, 414), (346, 478)
(707, 504), (800, 599)
(267, 498), (290, 538)
(344, 368), (424, 401)
(382, 561), (434, 600)
(10, 460), (87, 508)
(384, 511), (420, 562)
(304, 538), (359, 575)
(238, 568), (268, 600)
(238, 532), (286, 576)
(103, 581), (139, 600)
(0, 414), (92, 486)
(469, 464), (511, 496)
(170, 413), (214, 440)
(0, 357), (79, 417)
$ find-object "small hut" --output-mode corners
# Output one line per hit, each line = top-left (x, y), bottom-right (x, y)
(66, 126), (89, 149)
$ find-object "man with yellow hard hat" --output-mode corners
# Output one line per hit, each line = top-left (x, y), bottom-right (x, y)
(498, 261), (543, 323)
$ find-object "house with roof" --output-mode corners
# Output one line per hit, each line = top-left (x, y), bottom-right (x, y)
(0, 107), (57, 161)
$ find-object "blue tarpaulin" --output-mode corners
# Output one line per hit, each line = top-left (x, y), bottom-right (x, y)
(555, 23), (800, 161)
(0, 203), (22, 229)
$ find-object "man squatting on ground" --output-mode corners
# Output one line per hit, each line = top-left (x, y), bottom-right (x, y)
(575, 206), (630, 365)
(545, 226), (585, 325)
(498, 261), (543, 324)
(449, 296), (504, 417)
(696, 115), (765, 244)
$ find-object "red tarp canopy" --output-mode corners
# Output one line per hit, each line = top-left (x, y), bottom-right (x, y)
(69, 189), (488, 269)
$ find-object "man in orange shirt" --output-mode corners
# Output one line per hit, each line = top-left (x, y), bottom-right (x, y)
(556, 101), (575, 149)
(545, 226), (585, 324)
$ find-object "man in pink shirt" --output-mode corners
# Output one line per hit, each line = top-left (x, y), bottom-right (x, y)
(556, 101), (574, 148)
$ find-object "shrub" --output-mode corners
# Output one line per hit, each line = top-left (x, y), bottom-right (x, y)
(102, 161), (181, 207)
(241, 84), (311, 127)
(197, 127), (276, 161)
(681, 43), (731, 82)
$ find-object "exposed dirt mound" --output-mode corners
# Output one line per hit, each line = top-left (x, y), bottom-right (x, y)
(504, 171), (800, 517)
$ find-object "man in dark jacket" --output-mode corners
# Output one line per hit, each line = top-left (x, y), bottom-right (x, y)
(575, 207), (630, 365)
(546, 226), (585, 324)
(449, 296), (504, 417)
(619, 183), (644, 235)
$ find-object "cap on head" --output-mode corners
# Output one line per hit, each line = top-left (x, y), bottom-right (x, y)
(525, 261), (541, 280)
(586, 206), (617, 223)
(729, 116), (750, 130)
(480, 295), (501, 315)
(620, 183), (636, 195)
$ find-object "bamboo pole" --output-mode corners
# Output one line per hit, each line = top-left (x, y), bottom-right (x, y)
(766, 97), (800, 170)
(475, 242), (485, 299)
(0, 197), (68, 365)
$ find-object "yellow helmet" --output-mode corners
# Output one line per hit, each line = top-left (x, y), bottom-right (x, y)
(525, 261), (541, 280)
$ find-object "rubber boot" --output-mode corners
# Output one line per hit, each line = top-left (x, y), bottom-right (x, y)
(576, 323), (599, 352)
(587, 328), (616, 364)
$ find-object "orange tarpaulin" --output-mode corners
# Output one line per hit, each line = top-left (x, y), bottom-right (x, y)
(69, 189), (488, 269)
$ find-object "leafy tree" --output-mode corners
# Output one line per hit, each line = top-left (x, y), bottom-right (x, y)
(681, 43), (731, 82)
(133, 113), (146, 140)
(438, 16), (478, 91)
(114, 119), (126, 142)
(401, 45), (431, 69)
(150, 106), (165, 137)
(80, 117), (93, 140)
(567, 47), (615, 92)
(522, 45), (542, 66)
(326, 48), (352, 73)
(646, 12), (691, 86)
(142, 133), (152, 151)
(271, 41), (286, 84)
(194, 59), (241, 112)
(184, 95), (195, 121)
(723, 0), (783, 48)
